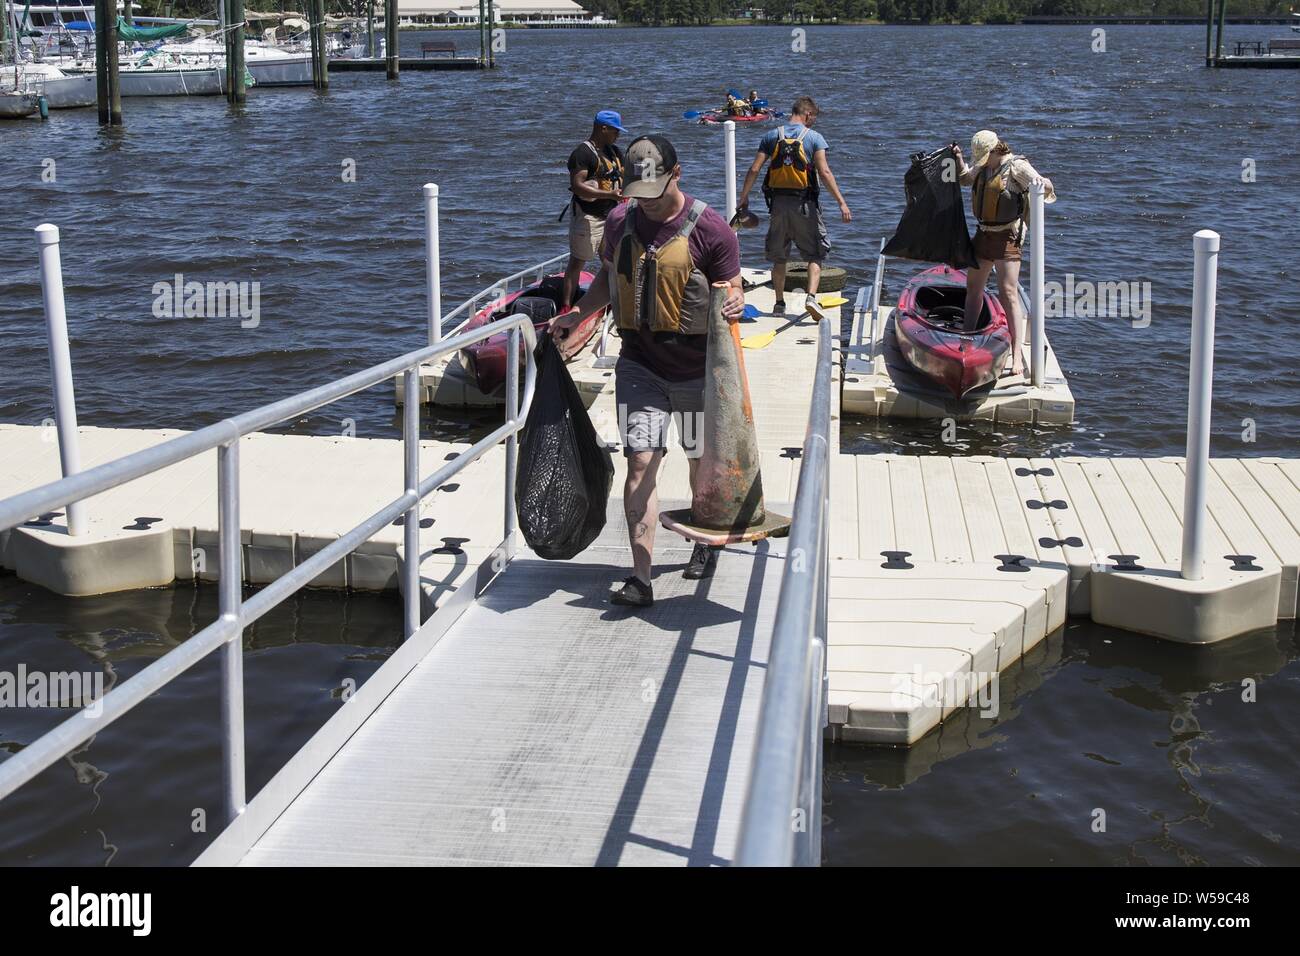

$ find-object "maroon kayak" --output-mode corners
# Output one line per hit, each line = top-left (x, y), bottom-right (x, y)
(893, 264), (1011, 399)
(461, 272), (604, 396)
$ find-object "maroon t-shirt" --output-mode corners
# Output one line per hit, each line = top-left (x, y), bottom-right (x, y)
(599, 193), (741, 381)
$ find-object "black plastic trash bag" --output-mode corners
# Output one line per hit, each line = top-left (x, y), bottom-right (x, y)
(882, 145), (978, 270)
(514, 334), (614, 560)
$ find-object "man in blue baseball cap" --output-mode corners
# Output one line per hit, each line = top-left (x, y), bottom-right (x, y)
(561, 111), (629, 313)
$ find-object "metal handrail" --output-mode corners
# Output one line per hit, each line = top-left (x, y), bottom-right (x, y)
(0, 311), (539, 815)
(735, 311), (832, 867)
(440, 253), (569, 336)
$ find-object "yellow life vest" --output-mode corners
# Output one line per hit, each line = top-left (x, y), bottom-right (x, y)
(611, 199), (712, 336)
(581, 141), (623, 192)
(763, 124), (817, 201)
(972, 155), (1026, 229)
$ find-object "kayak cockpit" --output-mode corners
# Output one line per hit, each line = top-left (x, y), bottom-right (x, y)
(913, 284), (991, 332)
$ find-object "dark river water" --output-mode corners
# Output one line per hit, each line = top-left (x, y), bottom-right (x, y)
(1, 24), (1298, 865)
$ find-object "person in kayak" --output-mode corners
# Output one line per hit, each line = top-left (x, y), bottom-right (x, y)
(736, 95), (851, 313)
(745, 89), (761, 115)
(552, 134), (746, 608)
(954, 129), (1056, 377)
(725, 91), (749, 116)
(562, 110), (628, 314)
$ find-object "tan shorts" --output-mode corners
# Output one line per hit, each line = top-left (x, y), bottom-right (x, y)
(973, 227), (1022, 263)
(568, 206), (606, 262)
(765, 194), (831, 265)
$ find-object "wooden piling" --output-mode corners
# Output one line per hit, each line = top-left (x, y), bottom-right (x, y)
(1204, 0), (1214, 65)
(308, 0), (322, 89)
(385, 0), (398, 79)
(94, 0), (108, 123)
(93, 0), (121, 125)
(229, 0), (247, 103)
(487, 0), (495, 68)
(366, 0), (374, 59)
(1215, 0), (1227, 62)
(316, 0), (328, 89)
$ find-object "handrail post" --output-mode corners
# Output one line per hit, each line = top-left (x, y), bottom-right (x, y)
(504, 325), (520, 541)
(402, 368), (421, 637)
(35, 224), (87, 537)
(217, 440), (246, 823)
(724, 119), (737, 222)
(1029, 180), (1046, 388)
(1181, 230), (1220, 582)
(424, 183), (442, 346)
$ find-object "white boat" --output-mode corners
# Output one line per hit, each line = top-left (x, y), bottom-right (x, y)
(58, 47), (225, 96)
(0, 87), (38, 117)
(1, 62), (96, 108)
(157, 36), (312, 87)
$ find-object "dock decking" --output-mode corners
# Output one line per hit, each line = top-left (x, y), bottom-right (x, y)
(841, 298), (1076, 423)
(2, 269), (1298, 840)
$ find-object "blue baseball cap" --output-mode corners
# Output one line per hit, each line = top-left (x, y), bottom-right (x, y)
(594, 110), (628, 133)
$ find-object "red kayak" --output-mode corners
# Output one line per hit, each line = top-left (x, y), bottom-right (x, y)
(893, 265), (1011, 399)
(697, 109), (778, 125)
(461, 272), (604, 396)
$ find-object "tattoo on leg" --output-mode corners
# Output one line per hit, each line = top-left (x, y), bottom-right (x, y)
(626, 508), (648, 541)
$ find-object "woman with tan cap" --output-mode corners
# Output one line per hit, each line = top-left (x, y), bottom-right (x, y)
(954, 130), (1056, 377)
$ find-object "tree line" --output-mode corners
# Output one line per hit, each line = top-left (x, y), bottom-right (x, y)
(580, 0), (1294, 24)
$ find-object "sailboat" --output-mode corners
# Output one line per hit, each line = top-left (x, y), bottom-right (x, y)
(1, 0), (39, 116)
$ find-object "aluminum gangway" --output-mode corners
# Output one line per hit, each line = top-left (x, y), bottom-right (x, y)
(0, 299), (833, 867)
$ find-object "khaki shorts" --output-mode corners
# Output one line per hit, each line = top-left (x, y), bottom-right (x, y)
(568, 206), (606, 262)
(765, 194), (831, 265)
(614, 357), (705, 457)
(974, 227), (1023, 263)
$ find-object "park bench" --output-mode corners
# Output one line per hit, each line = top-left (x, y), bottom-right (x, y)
(421, 40), (457, 59)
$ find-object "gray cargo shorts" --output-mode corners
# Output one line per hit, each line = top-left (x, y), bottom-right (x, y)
(615, 357), (705, 457)
(765, 194), (831, 265)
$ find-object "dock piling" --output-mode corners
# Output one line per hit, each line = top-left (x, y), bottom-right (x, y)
(424, 183), (442, 346)
(34, 224), (87, 538)
(1205, 0), (1215, 64)
(1029, 180), (1046, 388)
(228, 0), (247, 104)
(724, 119), (737, 222)
(1215, 0), (1227, 62)
(385, 0), (398, 79)
(1181, 230), (1220, 581)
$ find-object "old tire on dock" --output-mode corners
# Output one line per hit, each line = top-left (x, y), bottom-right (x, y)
(783, 263), (846, 292)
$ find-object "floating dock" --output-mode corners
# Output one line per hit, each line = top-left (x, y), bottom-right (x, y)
(841, 285), (1076, 424)
(327, 57), (485, 72)
(4, 270), (1295, 763)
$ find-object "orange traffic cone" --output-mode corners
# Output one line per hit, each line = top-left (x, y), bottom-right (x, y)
(660, 282), (790, 545)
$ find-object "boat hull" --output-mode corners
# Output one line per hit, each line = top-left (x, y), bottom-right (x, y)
(41, 73), (97, 108)
(698, 109), (775, 125)
(0, 91), (38, 118)
(893, 264), (1011, 398)
(62, 66), (224, 96)
(461, 272), (604, 395)
(245, 55), (313, 87)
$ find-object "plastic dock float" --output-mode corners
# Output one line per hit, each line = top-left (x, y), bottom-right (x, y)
(4, 273), (1296, 751)
(840, 295), (1076, 424)
(327, 57), (485, 71)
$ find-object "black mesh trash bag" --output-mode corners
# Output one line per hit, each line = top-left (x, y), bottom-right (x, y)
(882, 145), (978, 269)
(514, 334), (614, 560)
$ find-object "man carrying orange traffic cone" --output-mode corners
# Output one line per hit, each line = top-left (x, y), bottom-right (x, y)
(553, 134), (749, 607)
